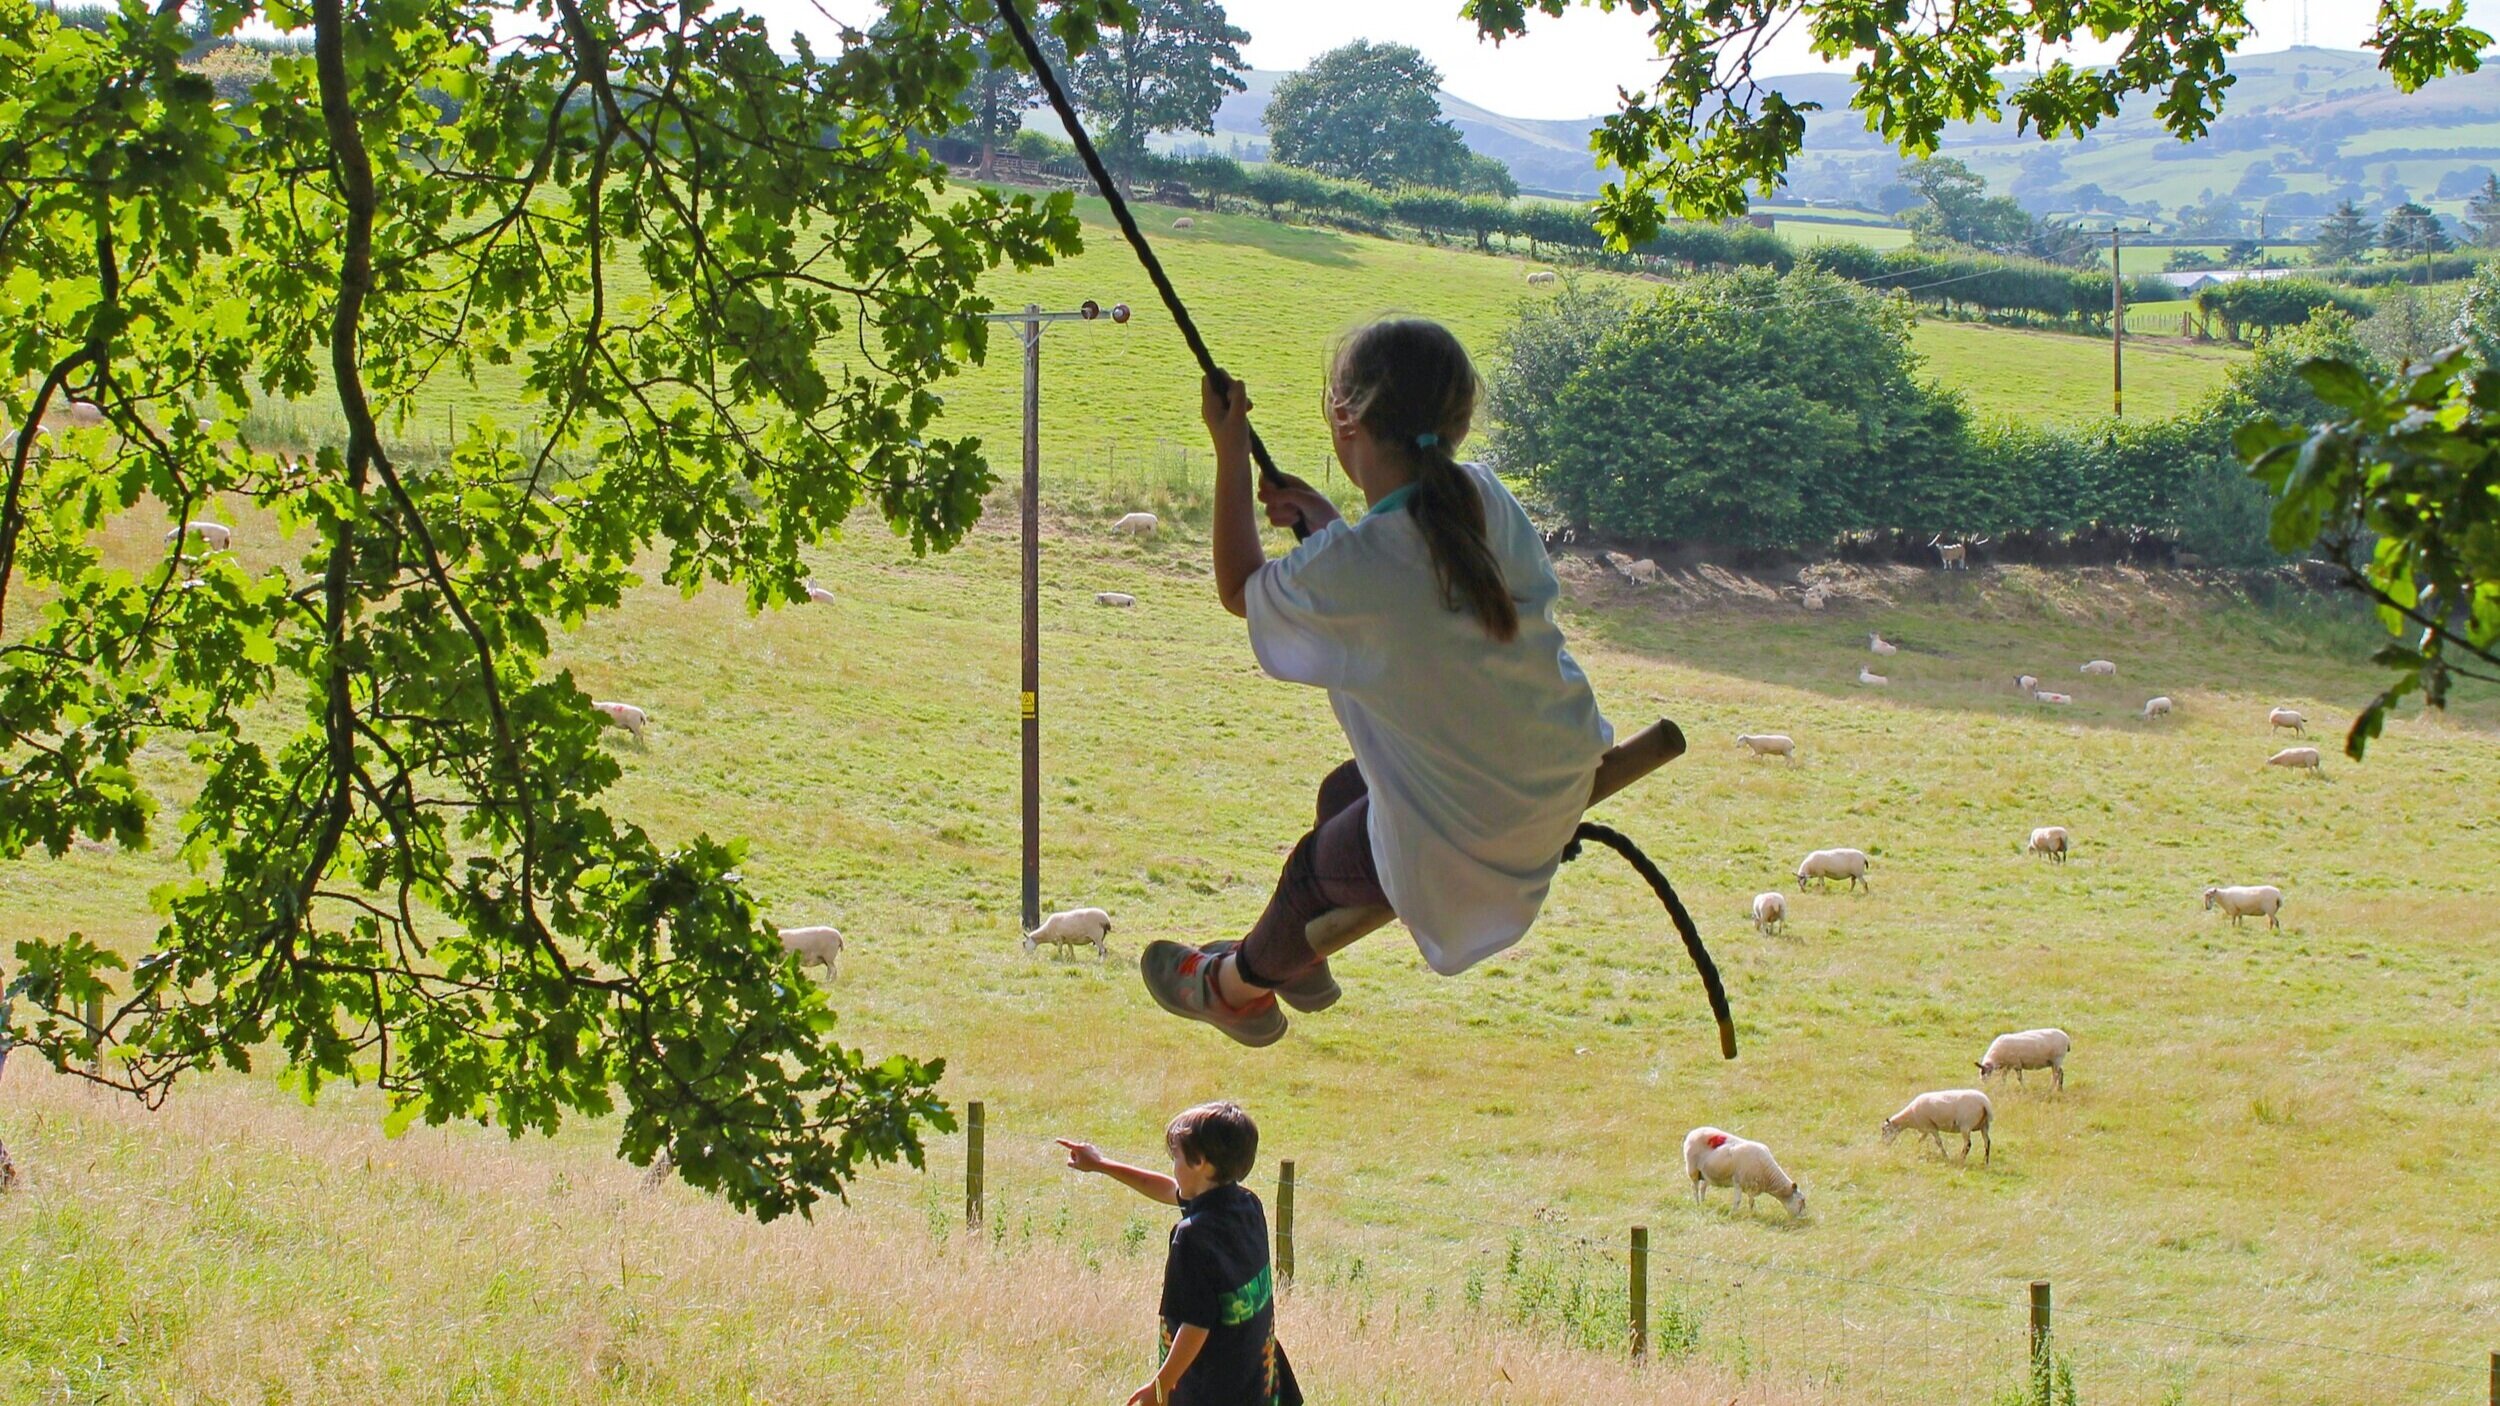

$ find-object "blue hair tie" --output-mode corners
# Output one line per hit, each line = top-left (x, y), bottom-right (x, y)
(1414, 432), (1439, 449)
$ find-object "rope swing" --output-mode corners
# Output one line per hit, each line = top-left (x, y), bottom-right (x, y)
(989, 2), (1735, 1059)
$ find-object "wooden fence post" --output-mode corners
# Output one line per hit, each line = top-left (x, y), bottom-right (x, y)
(2487, 1349), (2496, 1406)
(84, 990), (104, 1075)
(965, 1101), (985, 1232)
(1629, 1225), (1650, 1361)
(1275, 1158), (1295, 1285)
(2030, 1279), (2052, 1366)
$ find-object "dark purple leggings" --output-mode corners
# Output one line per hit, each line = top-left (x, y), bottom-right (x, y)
(1233, 760), (1389, 989)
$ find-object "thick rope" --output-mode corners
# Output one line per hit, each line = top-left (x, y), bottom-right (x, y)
(1565, 821), (1738, 1060)
(990, 0), (1307, 536)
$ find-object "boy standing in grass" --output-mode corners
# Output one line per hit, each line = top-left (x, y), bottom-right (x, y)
(1059, 1101), (1301, 1406)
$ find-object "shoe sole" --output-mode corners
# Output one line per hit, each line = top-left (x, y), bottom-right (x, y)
(1141, 949), (1287, 1048)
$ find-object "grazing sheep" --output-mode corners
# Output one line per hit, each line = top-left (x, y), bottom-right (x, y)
(2203, 884), (2284, 930)
(2143, 695), (2174, 719)
(1095, 591), (1136, 608)
(1171, 216), (1194, 230)
(2081, 659), (2118, 676)
(1022, 906), (1112, 960)
(1112, 511), (1159, 537)
(1928, 535), (1987, 570)
(1683, 1127), (1806, 1218)
(2015, 674), (2041, 695)
(1881, 1089), (1993, 1164)
(2025, 826), (2069, 863)
(2032, 690), (2073, 705)
(1869, 632), (1898, 656)
(803, 580), (835, 605)
(1624, 558), (1663, 584)
(163, 520), (232, 551)
(591, 700), (648, 741)
(2268, 707), (2307, 736)
(1858, 666), (1889, 687)
(1751, 892), (1787, 936)
(59, 399), (105, 429)
(1801, 586), (1830, 610)
(2267, 746), (2323, 776)
(1978, 1028), (2072, 1090)
(1795, 847), (1871, 892)
(1525, 270), (1560, 285)
(1735, 732), (1797, 764)
(777, 925), (845, 980)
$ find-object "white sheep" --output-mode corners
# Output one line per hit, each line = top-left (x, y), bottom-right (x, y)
(2203, 884), (2284, 930)
(2080, 659), (2118, 676)
(1868, 631), (1898, 656)
(777, 925), (845, 980)
(1171, 216), (1195, 230)
(1751, 892), (1787, 936)
(1095, 591), (1136, 608)
(1881, 1089), (1993, 1164)
(1735, 733), (1797, 764)
(591, 700), (648, 741)
(1929, 535), (1986, 569)
(804, 580), (836, 605)
(1112, 511), (1159, 538)
(2024, 826), (2069, 863)
(2032, 690), (2073, 705)
(59, 399), (105, 429)
(2267, 746), (2323, 776)
(164, 520), (232, 551)
(1682, 1127), (1806, 1218)
(2143, 695), (2174, 719)
(1858, 666), (1889, 687)
(2267, 707), (2307, 736)
(1022, 906), (1112, 960)
(1624, 558), (1663, 584)
(1977, 1028), (2072, 1090)
(1525, 270), (1560, 285)
(1801, 585), (1830, 610)
(2015, 674), (2040, 695)
(1795, 847), (1871, 893)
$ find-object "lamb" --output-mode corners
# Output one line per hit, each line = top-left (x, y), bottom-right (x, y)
(1682, 1127), (1806, 1218)
(1929, 534), (1987, 569)
(2032, 690), (2073, 705)
(1111, 512), (1159, 538)
(1868, 632), (1898, 656)
(1171, 216), (1194, 230)
(2015, 674), (2041, 695)
(1624, 558), (1663, 584)
(1795, 847), (1871, 892)
(1977, 1028), (2072, 1090)
(2080, 659), (2118, 676)
(1735, 732), (1797, 764)
(804, 580), (836, 605)
(1525, 270), (1560, 285)
(1095, 591), (1137, 608)
(2267, 707), (2307, 736)
(163, 520), (232, 551)
(1022, 906), (1113, 960)
(1751, 892), (1787, 936)
(2267, 746), (2323, 776)
(2024, 825), (2069, 863)
(591, 700), (648, 741)
(1858, 666), (1889, 687)
(777, 925), (845, 980)
(2143, 695), (2174, 719)
(1880, 1089), (1993, 1164)
(2203, 884), (2284, 930)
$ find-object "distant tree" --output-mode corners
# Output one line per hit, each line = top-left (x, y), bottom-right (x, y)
(1264, 40), (1470, 190)
(2381, 201), (2453, 257)
(2176, 194), (2250, 238)
(2463, 174), (2500, 248)
(2359, 283), (2456, 368)
(2450, 259), (2500, 364)
(2067, 182), (2119, 213)
(1068, 0), (1248, 180)
(2312, 200), (2376, 265)
(2168, 247), (2219, 271)
(1901, 157), (2033, 252)
(1457, 149), (1520, 199)
(953, 20), (1048, 172)
(2232, 159), (2284, 198)
(2222, 237), (2263, 266)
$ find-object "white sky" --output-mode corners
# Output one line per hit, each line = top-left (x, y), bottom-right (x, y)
(769, 0), (2500, 120)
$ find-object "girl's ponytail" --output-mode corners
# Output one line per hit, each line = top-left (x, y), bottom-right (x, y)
(1330, 320), (1520, 642)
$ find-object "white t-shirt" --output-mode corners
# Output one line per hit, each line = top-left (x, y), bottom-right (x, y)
(1244, 463), (1612, 974)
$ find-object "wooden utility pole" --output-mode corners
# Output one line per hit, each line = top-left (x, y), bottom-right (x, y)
(2111, 227), (2125, 419)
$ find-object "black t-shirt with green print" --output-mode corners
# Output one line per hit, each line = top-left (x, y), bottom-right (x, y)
(1159, 1182), (1301, 1406)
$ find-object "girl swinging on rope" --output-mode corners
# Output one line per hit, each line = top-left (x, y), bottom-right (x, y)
(1140, 318), (1614, 1046)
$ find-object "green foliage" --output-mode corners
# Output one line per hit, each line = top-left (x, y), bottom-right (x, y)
(2466, 175), (2500, 250)
(2238, 346), (2500, 756)
(1901, 157), (2035, 254)
(2381, 201), (2454, 257)
(2313, 200), (2376, 265)
(1263, 40), (1470, 191)
(1066, 0), (1247, 177)
(0, 0), (1134, 1219)
(2452, 260), (2500, 365)
(2195, 278), (2369, 342)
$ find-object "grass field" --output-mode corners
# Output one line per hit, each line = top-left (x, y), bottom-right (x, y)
(5, 496), (2496, 1403)
(1911, 320), (2242, 423)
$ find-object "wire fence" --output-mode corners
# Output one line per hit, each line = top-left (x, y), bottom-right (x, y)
(821, 1098), (2496, 1406)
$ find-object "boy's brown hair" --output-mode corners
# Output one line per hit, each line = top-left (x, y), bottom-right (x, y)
(1165, 1100), (1259, 1184)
